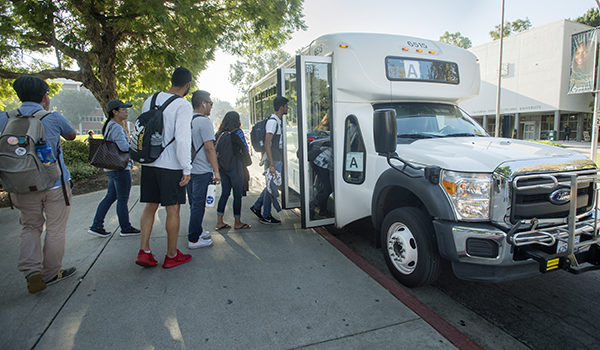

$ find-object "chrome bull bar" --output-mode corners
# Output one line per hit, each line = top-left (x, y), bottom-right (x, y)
(507, 169), (600, 267)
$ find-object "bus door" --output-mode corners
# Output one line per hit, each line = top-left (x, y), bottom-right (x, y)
(296, 56), (334, 228)
(277, 68), (301, 209)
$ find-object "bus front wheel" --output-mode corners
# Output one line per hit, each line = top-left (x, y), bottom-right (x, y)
(381, 207), (441, 288)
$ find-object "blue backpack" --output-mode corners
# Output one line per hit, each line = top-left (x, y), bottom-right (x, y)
(250, 116), (278, 153)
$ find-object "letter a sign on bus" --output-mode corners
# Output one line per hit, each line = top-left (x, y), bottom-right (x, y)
(346, 152), (364, 172)
(404, 60), (422, 79)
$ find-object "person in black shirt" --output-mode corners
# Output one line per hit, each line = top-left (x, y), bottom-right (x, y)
(215, 111), (252, 230)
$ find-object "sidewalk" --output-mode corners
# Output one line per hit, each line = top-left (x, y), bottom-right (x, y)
(0, 179), (459, 349)
(558, 140), (593, 157)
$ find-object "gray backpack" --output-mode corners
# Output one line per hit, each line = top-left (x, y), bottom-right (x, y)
(0, 109), (62, 194)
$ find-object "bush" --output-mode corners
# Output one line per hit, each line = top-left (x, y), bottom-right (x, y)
(61, 139), (99, 180)
(531, 140), (565, 148)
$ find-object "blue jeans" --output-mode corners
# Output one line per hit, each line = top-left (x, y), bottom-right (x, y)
(92, 170), (133, 230)
(187, 173), (212, 242)
(253, 160), (282, 218)
(217, 161), (244, 218)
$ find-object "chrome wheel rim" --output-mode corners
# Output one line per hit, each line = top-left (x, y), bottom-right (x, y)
(386, 222), (418, 275)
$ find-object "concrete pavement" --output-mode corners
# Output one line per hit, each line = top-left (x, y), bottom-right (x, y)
(0, 177), (465, 349)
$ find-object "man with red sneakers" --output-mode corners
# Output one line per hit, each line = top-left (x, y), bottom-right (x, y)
(135, 67), (193, 269)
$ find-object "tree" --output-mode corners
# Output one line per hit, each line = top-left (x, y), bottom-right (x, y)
(229, 49), (292, 99)
(210, 98), (234, 130)
(574, 8), (600, 27)
(0, 0), (306, 114)
(229, 49), (291, 126)
(489, 17), (532, 40)
(49, 89), (100, 127)
(439, 31), (472, 49)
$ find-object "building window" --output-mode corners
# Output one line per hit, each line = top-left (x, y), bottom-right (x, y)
(540, 114), (554, 140)
(343, 115), (366, 184)
(82, 116), (104, 122)
(560, 114), (577, 141)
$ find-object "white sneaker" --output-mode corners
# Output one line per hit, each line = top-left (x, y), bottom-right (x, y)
(188, 237), (213, 249)
(200, 230), (211, 239)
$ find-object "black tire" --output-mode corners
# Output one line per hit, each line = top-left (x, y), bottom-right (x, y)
(380, 207), (441, 288)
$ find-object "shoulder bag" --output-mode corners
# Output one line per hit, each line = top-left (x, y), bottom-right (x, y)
(88, 123), (130, 170)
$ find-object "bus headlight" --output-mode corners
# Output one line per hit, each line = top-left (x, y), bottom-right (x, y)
(441, 171), (491, 221)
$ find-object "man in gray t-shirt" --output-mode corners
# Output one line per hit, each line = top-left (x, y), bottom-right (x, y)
(191, 112), (216, 173)
(187, 90), (221, 249)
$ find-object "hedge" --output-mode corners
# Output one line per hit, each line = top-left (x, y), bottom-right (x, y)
(61, 139), (99, 180)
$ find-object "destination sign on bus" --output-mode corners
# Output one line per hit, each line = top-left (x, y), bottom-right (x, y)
(385, 57), (459, 84)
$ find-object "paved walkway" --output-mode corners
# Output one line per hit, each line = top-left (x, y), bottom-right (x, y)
(3, 140), (591, 349)
(0, 178), (466, 349)
(556, 140), (596, 158)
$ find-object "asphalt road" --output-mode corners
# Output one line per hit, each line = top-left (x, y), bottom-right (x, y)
(332, 218), (600, 350)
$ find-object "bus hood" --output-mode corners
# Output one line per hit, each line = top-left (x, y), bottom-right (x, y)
(396, 137), (590, 173)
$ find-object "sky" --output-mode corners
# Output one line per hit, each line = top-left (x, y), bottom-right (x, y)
(196, 0), (597, 105)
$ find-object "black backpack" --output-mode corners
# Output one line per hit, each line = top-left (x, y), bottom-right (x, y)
(250, 116), (277, 153)
(215, 131), (236, 172)
(129, 93), (180, 163)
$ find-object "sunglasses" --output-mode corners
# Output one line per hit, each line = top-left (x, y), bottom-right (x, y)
(205, 101), (213, 106)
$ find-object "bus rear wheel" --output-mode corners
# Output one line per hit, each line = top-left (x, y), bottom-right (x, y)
(381, 207), (441, 288)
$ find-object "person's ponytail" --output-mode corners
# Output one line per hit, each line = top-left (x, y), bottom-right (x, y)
(102, 109), (115, 136)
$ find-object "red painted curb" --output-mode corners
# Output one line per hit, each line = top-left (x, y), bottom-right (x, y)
(312, 225), (484, 350)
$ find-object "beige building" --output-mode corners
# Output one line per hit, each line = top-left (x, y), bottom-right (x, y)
(459, 20), (595, 141)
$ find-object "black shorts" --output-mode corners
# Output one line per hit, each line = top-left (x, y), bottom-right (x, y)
(140, 166), (187, 206)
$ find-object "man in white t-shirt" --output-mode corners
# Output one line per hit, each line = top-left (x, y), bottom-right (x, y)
(135, 67), (194, 269)
(250, 96), (288, 224)
(187, 90), (220, 249)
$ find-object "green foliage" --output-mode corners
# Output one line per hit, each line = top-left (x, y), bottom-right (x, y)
(229, 49), (292, 98)
(0, 0), (306, 111)
(60, 139), (99, 180)
(210, 98), (234, 130)
(229, 49), (291, 125)
(439, 31), (472, 49)
(0, 97), (19, 111)
(489, 17), (532, 40)
(574, 8), (600, 27)
(67, 161), (99, 180)
(531, 140), (565, 148)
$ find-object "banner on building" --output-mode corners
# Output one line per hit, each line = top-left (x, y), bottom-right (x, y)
(568, 29), (598, 94)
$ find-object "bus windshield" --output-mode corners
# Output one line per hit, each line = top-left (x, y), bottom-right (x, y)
(374, 102), (488, 140)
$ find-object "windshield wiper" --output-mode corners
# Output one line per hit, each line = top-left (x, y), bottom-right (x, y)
(397, 134), (435, 139)
(443, 133), (482, 137)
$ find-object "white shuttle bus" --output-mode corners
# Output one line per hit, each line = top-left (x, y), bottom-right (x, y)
(249, 33), (600, 287)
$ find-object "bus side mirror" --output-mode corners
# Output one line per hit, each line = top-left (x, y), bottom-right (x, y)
(374, 109), (397, 154)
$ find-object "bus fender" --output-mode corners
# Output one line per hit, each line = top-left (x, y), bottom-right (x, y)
(371, 168), (455, 231)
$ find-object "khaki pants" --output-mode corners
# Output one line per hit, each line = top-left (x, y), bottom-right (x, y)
(12, 185), (72, 282)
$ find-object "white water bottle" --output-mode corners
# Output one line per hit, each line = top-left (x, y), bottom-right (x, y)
(206, 182), (216, 207)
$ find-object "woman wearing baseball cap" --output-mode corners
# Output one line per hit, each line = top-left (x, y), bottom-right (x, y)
(88, 99), (141, 238)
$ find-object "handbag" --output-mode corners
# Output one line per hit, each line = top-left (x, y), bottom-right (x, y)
(88, 137), (130, 170)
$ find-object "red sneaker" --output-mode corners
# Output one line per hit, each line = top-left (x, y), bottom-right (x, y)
(136, 250), (158, 267)
(162, 249), (192, 269)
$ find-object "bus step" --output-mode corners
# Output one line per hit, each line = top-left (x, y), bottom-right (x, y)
(522, 249), (565, 273)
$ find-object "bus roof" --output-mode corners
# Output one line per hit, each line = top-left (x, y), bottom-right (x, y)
(251, 33), (480, 104)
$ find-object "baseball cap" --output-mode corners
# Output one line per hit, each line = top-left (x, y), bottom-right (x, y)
(106, 99), (132, 112)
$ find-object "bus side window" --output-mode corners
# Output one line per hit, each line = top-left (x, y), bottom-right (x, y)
(343, 115), (366, 184)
